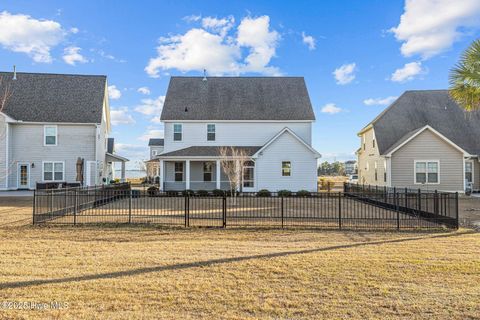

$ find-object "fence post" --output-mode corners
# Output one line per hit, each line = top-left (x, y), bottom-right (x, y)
(434, 190), (439, 215)
(418, 188), (421, 212)
(128, 189), (132, 224)
(281, 196), (284, 229)
(223, 195), (227, 228)
(73, 189), (77, 225)
(338, 192), (342, 230)
(394, 187), (399, 230)
(455, 192), (459, 229)
(32, 189), (36, 225)
(404, 187), (408, 209)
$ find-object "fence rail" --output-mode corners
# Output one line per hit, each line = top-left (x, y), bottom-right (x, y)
(33, 183), (458, 230)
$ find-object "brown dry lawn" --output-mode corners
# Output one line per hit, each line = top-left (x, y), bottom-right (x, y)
(0, 197), (479, 319)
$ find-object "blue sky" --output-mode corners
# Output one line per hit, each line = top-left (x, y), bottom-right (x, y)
(1, 0), (480, 169)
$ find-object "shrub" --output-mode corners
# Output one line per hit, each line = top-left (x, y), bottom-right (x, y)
(212, 189), (225, 197)
(296, 190), (311, 197)
(182, 189), (194, 196)
(256, 189), (271, 197)
(147, 186), (159, 197)
(196, 189), (209, 196)
(166, 190), (180, 196)
(277, 190), (292, 197)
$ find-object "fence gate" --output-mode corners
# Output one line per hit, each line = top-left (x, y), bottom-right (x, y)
(186, 196), (225, 227)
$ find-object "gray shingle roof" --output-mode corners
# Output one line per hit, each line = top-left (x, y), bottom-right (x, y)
(370, 90), (480, 155)
(161, 77), (315, 121)
(159, 146), (262, 157)
(148, 138), (164, 146)
(0, 71), (106, 123)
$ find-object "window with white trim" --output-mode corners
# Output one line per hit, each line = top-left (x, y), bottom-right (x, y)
(383, 160), (387, 182)
(44, 126), (57, 146)
(282, 161), (291, 177)
(173, 124), (182, 141)
(43, 161), (64, 181)
(207, 124), (215, 141)
(362, 135), (366, 150)
(374, 161), (378, 181)
(415, 161), (439, 184)
(152, 150), (158, 156)
(243, 161), (255, 187)
(372, 138), (376, 148)
(465, 161), (473, 183)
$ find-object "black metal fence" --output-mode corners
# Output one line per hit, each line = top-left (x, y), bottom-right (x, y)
(343, 183), (458, 228)
(33, 183), (458, 230)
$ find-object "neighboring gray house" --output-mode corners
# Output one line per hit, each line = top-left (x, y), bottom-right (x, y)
(148, 138), (164, 159)
(357, 90), (480, 193)
(344, 160), (357, 175)
(145, 138), (164, 178)
(154, 76), (321, 192)
(0, 71), (128, 190)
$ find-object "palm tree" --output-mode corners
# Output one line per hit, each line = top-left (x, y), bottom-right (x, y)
(449, 39), (480, 111)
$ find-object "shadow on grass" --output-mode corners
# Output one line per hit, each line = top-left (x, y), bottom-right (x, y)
(0, 230), (475, 290)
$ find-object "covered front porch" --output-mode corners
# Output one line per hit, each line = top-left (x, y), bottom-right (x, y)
(155, 159), (255, 191)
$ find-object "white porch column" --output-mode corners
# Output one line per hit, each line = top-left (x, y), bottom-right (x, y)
(216, 160), (221, 189)
(185, 160), (190, 189)
(236, 160), (241, 191)
(159, 160), (164, 190)
(121, 162), (126, 182)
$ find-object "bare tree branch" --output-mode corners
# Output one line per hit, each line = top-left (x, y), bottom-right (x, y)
(218, 146), (251, 203)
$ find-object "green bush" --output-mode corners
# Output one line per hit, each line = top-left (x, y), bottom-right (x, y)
(212, 189), (224, 197)
(256, 189), (271, 197)
(147, 186), (159, 197)
(196, 189), (209, 196)
(296, 190), (311, 197)
(166, 190), (180, 196)
(182, 189), (195, 196)
(277, 190), (292, 197)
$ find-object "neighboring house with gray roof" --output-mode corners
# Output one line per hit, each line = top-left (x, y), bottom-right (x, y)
(0, 71), (128, 190)
(153, 76), (321, 192)
(357, 90), (480, 192)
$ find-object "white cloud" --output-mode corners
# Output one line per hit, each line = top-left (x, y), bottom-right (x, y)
(115, 143), (149, 165)
(390, 0), (480, 59)
(145, 15), (280, 77)
(110, 107), (135, 125)
(183, 14), (201, 23)
(363, 96), (398, 106)
(202, 16), (235, 36)
(390, 61), (425, 82)
(137, 87), (151, 95)
(321, 103), (342, 114)
(333, 63), (357, 85)
(62, 46), (87, 65)
(301, 32), (316, 50)
(108, 85), (122, 100)
(135, 96), (165, 116)
(0, 11), (65, 63)
(138, 129), (164, 142)
(70, 27), (79, 34)
(150, 116), (161, 124)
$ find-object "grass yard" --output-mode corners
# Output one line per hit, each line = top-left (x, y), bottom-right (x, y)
(1, 196), (479, 319)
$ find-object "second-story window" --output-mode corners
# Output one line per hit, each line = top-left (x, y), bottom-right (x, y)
(44, 125), (57, 146)
(372, 138), (376, 148)
(362, 135), (366, 150)
(173, 124), (182, 141)
(207, 124), (215, 141)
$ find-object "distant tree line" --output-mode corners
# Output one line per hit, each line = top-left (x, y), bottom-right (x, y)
(317, 161), (345, 176)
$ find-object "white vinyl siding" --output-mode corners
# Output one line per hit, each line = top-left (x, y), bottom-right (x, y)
(163, 122), (312, 153)
(391, 129), (464, 192)
(150, 146), (164, 159)
(0, 115), (7, 189)
(7, 123), (96, 189)
(256, 131), (317, 192)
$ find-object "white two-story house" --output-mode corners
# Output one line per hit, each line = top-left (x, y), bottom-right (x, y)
(155, 76), (321, 192)
(0, 71), (128, 190)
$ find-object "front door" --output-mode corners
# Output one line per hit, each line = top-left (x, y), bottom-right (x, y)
(17, 163), (30, 189)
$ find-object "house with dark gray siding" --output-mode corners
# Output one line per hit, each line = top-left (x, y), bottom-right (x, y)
(357, 90), (480, 193)
(154, 76), (321, 192)
(0, 71), (128, 190)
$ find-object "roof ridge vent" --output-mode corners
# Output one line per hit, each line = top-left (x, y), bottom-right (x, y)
(12, 65), (17, 80)
(202, 69), (207, 81)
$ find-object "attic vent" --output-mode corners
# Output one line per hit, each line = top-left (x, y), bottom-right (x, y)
(184, 107), (188, 112)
